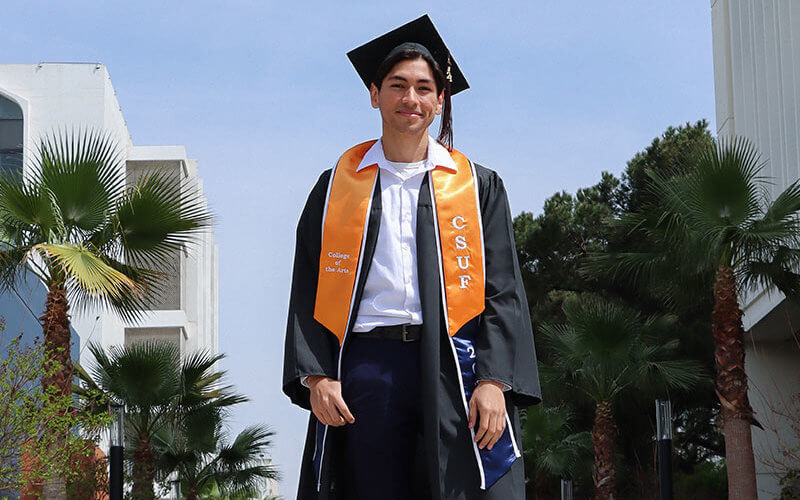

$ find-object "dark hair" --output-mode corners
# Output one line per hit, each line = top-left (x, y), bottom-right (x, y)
(372, 45), (454, 151)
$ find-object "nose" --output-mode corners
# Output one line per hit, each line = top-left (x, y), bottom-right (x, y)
(401, 86), (419, 105)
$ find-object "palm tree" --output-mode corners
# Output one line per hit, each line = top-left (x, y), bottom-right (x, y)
(0, 129), (211, 498)
(542, 297), (702, 499)
(81, 341), (246, 500)
(521, 403), (591, 499)
(154, 411), (278, 500)
(583, 137), (800, 499)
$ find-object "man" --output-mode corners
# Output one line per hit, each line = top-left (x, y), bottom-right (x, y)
(283, 15), (541, 500)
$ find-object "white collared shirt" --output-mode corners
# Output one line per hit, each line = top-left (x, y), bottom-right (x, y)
(352, 136), (456, 332)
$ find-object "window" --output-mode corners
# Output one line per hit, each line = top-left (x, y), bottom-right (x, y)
(0, 94), (23, 176)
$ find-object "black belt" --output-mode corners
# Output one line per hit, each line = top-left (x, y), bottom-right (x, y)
(352, 324), (422, 342)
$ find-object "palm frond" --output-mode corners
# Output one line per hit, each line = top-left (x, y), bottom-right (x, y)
(542, 296), (703, 404)
(178, 350), (236, 407)
(0, 168), (59, 240)
(675, 138), (763, 234)
(87, 341), (181, 410)
(36, 242), (137, 299)
(0, 247), (45, 292)
(67, 259), (170, 324)
(759, 180), (800, 227)
(734, 181), (800, 273)
(217, 425), (276, 469)
(113, 169), (212, 268)
(215, 424), (279, 494)
(0, 128), (216, 323)
(582, 250), (667, 291)
(739, 255), (800, 300)
(522, 404), (592, 480)
(639, 358), (705, 392)
(735, 219), (800, 261)
(34, 128), (126, 234)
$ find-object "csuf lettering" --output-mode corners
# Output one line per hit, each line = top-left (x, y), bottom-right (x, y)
(451, 216), (472, 289)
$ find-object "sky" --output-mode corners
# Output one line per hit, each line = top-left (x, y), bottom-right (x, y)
(0, 1), (716, 497)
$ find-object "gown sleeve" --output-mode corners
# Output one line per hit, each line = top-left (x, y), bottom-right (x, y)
(474, 165), (542, 408)
(282, 169), (340, 411)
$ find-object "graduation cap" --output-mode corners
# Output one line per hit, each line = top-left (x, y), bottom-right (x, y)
(347, 15), (469, 95)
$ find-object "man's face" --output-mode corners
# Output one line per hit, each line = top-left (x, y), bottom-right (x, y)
(370, 57), (444, 138)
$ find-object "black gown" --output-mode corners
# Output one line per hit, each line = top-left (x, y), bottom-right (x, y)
(283, 163), (541, 500)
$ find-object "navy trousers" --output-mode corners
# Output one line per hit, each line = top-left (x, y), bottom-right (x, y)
(340, 335), (423, 500)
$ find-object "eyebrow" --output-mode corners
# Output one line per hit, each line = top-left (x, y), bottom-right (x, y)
(386, 75), (434, 85)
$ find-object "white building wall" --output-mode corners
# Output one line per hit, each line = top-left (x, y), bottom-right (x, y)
(746, 337), (800, 498)
(711, 1), (800, 497)
(0, 63), (132, 156)
(125, 146), (219, 359)
(712, 0), (800, 206)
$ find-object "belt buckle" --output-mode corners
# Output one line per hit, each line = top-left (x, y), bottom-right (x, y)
(401, 324), (412, 343)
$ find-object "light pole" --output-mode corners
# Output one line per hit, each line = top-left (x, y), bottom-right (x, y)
(172, 478), (182, 499)
(560, 478), (573, 500)
(109, 403), (124, 500)
(655, 399), (673, 500)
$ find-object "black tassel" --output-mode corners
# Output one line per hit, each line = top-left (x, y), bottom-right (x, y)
(437, 54), (454, 151)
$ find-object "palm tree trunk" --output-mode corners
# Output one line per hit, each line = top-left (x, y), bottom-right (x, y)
(40, 480), (66, 500)
(41, 282), (72, 397)
(712, 265), (758, 499)
(132, 434), (156, 500)
(534, 470), (553, 499)
(40, 283), (71, 500)
(592, 400), (616, 499)
(185, 488), (198, 500)
(633, 460), (657, 500)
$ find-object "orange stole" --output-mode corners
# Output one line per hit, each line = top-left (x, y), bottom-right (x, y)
(313, 141), (485, 346)
(430, 149), (486, 337)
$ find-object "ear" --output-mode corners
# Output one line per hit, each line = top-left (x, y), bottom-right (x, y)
(370, 83), (380, 109)
(435, 90), (444, 115)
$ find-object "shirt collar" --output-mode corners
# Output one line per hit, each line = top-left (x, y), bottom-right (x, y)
(356, 136), (458, 173)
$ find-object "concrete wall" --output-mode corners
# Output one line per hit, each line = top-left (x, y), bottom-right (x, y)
(126, 158), (184, 311)
(125, 147), (219, 358)
(125, 326), (182, 352)
(0, 63), (132, 161)
(746, 336), (800, 498)
(711, 0), (800, 191)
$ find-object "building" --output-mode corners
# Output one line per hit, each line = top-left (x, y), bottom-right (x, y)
(252, 456), (281, 499)
(0, 62), (218, 363)
(711, 1), (800, 497)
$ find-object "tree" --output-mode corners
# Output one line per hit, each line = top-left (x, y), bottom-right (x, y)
(0, 331), (109, 493)
(80, 341), (246, 500)
(521, 403), (591, 499)
(154, 411), (278, 500)
(584, 137), (800, 498)
(0, 129), (212, 498)
(513, 121), (726, 496)
(542, 297), (702, 499)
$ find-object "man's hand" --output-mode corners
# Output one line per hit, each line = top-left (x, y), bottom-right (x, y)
(308, 375), (355, 427)
(468, 380), (507, 450)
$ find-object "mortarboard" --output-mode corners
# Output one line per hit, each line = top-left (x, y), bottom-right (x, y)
(347, 15), (469, 95)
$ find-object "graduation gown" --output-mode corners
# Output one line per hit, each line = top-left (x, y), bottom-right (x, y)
(283, 162), (541, 500)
